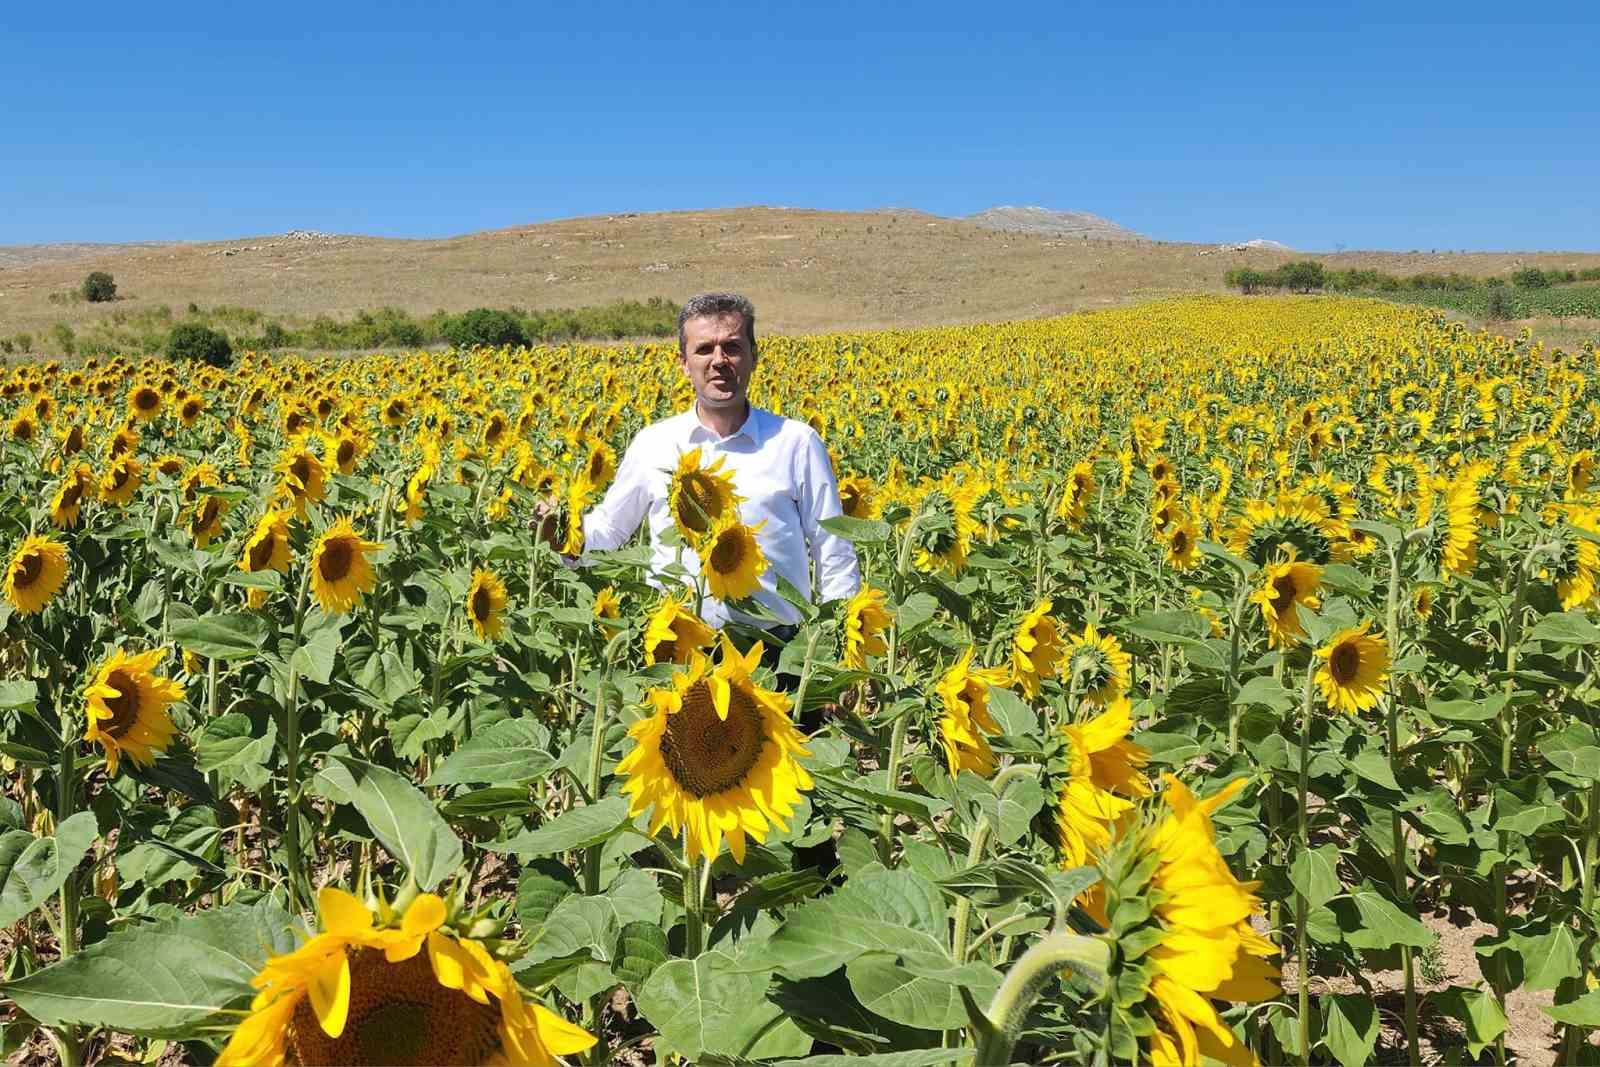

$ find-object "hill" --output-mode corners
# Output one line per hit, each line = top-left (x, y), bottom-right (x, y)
(2, 206), (1599, 341)
(964, 206), (1147, 241)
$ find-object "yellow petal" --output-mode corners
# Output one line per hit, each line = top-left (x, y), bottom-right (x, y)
(317, 887), (372, 937)
(308, 955), (351, 1038)
(403, 893), (447, 937)
(533, 1002), (600, 1055)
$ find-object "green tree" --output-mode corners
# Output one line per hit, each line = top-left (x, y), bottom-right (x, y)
(167, 323), (233, 367)
(81, 271), (117, 302)
(1279, 260), (1326, 293)
(441, 308), (527, 350)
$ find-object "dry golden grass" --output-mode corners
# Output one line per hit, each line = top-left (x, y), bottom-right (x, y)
(3, 206), (1599, 338)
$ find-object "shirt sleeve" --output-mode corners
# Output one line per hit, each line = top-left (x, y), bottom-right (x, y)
(795, 427), (861, 603)
(582, 434), (653, 551)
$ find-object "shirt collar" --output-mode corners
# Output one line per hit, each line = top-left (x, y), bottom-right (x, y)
(687, 403), (767, 446)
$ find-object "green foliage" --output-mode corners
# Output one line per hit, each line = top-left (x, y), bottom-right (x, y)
(81, 271), (117, 303)
(440, 307), (528, 349)
(165, 322), (233, 367)
(1227, 260), (1600, 320)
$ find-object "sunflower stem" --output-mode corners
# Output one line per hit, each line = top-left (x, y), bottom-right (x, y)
(877, 713), (909, 867)
(282, 564), (312, 915)
(1296, 657), (1314, 1067)
(683, 851), (706, 957)
(1226, 585), (1246, 755)
(1384, 538), (1421, 1066)
(973, 930), (1109, 1066)
(1561, 777), (1600, 1064)
(948, 814), (995, 1046)
(54, 701), (82, 1067)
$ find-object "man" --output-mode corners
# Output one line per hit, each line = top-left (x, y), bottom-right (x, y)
(578, 292), (860, 634)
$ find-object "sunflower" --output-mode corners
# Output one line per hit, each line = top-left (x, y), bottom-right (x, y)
(1097, 775), (1279, 1067)
(189, 494), (233, 548)
(1314, 621), (1390, 714)
(935, 647), (1010, 777)
(1055, 697), (1150, 868)
(152, 453), (185, 479)
(83, 648), (184, 775)
(325, 430), (366, 475)
(106, 422), (140, 459)
(579, 436), (617, 492)
(1367, 453), (1435, 523)
(1549, 504), (1600, 610)
(180, 462), (221, 504)
(99, 455), (142, 506)
(668, 448), (742, 543)
(8, 410), (37, 443)
(699, 516), (768, 602)
(911, 484), (974, 574)
(842, 585), (892, 670)
(241, 508), (294, 576)
(178, 394), (205, 426)
(618, 635), (813, 863)
(1065, 623), (1132, 707)
(401, 459), (436, 526)
(467, 568), (508, 640)
(57, 422), (87, 459)
(592, 585), (623, 631)
(1011, 598), (1065, 698)
(1226, 493), (1345, 566)
(641, 595), (715, 666)
(49, 463), (96, 529)
(215, 887), (594, 1067)
(126, 382), (163, 422)
(310, 518), (383, 615)
(1162, 513), (1200, 572)
(1413, 583), (1436, 620)
(278, 444), (329, 519)
(1249, 555), (1322, 648)
(4, 535), (69, 616)
(838, 474), (878, 520)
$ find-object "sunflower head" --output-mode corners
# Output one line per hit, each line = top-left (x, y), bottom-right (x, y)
(699, 516), (768, 602)
(642, 595), (715, 666)
(4, 535), (69, 616)
(189, 494), (232, 548)
(1065, 623), (1132, 707)
(935, 647), (1010, 778)
(466, 568), (508, 640)
(1011, 599), (1065, 698)
(84, 648), (184, 775)
(50, 464), (96, 529)
(838, 474), (877, 520)
(241, 508), (294, 576)
(1053, 697), (1150, 868)
(1315, 621), (1391, 714)
(311, 518), (383, 615)
(216, 886), (595, 1067)
(278, 444), (328, 519)
(843, 586), (893, 670)
(592, 585), (623, 631)
(618, 635), (812, 863)
(668, 448), (742, 543)
(99, 455), (142, 506)
(1249, 556), (1323, 648)
(127, 382), (163, 422)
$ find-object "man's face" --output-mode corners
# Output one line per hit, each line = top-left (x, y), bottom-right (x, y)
(679, 313), (756, 413)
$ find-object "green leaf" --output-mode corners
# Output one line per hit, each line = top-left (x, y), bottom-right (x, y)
(937, 857), (1061, 909)
(1233, 675), (1295, 711)
(1530, 611), (1600, 646)
(1289, 844), (1342, 911)
(1433, 985), (1506, 1057)
(1342, 882), (1435, 951)
(613, 921), (669, 989)
(1546, 988), (1600, 1025)
(638, 950), (812, 1060)
(289, 620), (342, 685)
(0, 812), (97, 927)
(195, 713), (275, 773)
(846, 952), (1002, 1030)
(814, 770), (950, 821)
(168, 612), (270, 661)
(1344, 750), (1400, 792)
(323, 757), (462, 890)
(985, 687), (1039, 738)
(515, 861), (576, 928)
(1539, 723), (1600, 781)
(491, 795), (630, 857)
(986, 776), (1048, 846)
(1425, 692), (1507, 723)
(425, 717), (553, 786)
(820, 516), (893, 544)
(2, 901), (297, 1032)
(1492, 779), (1564, 834)
(1122, 609), (1212, 643)
(0, 680), (37, 712)
(747, 865), (949, 980)
(1511, 923), (1583, 993)
(1321, 993), (1379, 1067)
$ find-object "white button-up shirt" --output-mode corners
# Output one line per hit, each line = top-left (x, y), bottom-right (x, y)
(582, 405), (861, 627)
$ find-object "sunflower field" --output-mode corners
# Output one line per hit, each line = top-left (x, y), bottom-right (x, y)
(3, 295), (1600, 1066)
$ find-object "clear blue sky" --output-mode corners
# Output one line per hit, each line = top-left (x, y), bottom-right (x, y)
(5, 0), (1597, 251)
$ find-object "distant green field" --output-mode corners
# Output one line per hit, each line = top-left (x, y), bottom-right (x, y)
(1377, 283), (1600, 319)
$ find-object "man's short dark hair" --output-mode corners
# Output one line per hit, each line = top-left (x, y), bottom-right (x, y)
(678, 292), (756, 354)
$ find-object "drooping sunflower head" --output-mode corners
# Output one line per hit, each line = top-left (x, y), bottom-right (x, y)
(668, 448), (742, 543)
(1057, 459), (1098, 526)
(277, 443), (328, 518)
(641, 595), (715, 666)
(1065, 623), (1132, 707)
(838, 474), (878, 520)
(310, 518), (383, 615)
(4, 535), (69, 616)
(911, 487), (971, 574)
(189, 494), (232, 548)
(592, 585), (623, 630)
(699, 516), (768, 603)
(178, 394), (205, 426)
(466, 568), (508, 640)
(1054, 697), (1150, 868)
(935, 647), (1010, 778)
(1161, 512), (1200, 572)
(619, 635), (812, 863)
(99, 455), (142, 506)
(1314, 621), (1391, 714)
(1249, 555), (1323, 648)
(215, 887), (595, 1067)
(240, 508), (294, 576)
(83, 647), (184, 775)
(50, 464), (96, 530)
(1096, 774), (1279, 1067)
(842, 585), (893, 670)
(1010, 598), (1065, 698)
(1226, 494), (1343, 567)
(1549, 505), (1600, 610)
